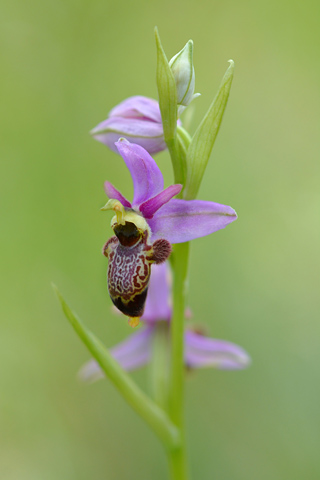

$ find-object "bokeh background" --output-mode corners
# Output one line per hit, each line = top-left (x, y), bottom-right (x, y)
(1, 0), (320, 478)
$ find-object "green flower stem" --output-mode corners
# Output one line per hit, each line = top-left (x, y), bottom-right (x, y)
(169, 242), (189, 424)
(175, 126), (192, 189)
(168, 445), (189, 480)
(150, 322), (170, 409)
(167, 137), (186, 187)
(168, 241), (190, 479)
(53, 285), (180, 451)
(168, 447), (189, 480)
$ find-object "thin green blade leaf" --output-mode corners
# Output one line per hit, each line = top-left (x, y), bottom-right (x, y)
(53, 284), (179, 449)
(155, 27), (177, 142)
(154, 27), (186, 187)
(183, 60), (234, 200)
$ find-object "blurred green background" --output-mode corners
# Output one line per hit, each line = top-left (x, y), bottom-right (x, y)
(1, 0), (320, 478)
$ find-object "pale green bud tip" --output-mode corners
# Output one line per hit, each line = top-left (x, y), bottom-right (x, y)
(169, 40), (199, 107)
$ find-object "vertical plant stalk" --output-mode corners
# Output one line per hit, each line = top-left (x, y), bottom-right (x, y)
(168, 241), (190, 480)
(167, 137), (187, 187)
(150, 322), (170, 409)
(155, 27), (193, 478)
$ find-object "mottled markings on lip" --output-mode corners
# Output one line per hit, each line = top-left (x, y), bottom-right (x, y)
(103, 189), (172, 324)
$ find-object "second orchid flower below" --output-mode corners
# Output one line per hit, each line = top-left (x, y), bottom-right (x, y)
(80, 262), (250, 382)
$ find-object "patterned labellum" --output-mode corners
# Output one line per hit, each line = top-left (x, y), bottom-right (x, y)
(103, 221), (171, 320)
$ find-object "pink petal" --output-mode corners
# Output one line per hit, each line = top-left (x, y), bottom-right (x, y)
(109, 96), (162, 123)
(149, 199), (237, 243)
(139, 184), (182, 218)
(185, 330), (251, 370)
(115, 139), (164, 206)
(104, 181), (131, 208)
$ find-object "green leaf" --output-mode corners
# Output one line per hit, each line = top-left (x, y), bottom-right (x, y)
(155, 27), (177, 142)
(53, 284), (180, 450)
(183, 60), (235, 200)
(154, 28), (186, 187)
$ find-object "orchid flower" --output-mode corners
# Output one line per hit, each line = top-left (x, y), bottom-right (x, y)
(103, 138), (237, 244)
(100, 138), (237, 326)
(79, 263), (250, 382)
(91, 96), (177, 155)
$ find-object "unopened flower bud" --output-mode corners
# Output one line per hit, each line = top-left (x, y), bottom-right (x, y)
(169, 40), (199, 107)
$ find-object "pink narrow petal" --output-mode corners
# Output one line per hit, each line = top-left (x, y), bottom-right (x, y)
(115, 139), (164, 206)
(142, 263), (172, 323)
(104, 181), (131, 208)
(185, 330), (251, 370)
(139, 184), (182, 219)
(109, 96), (162, 123)
(78, 327), (154, 383)
(148, 199), (237, 243)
